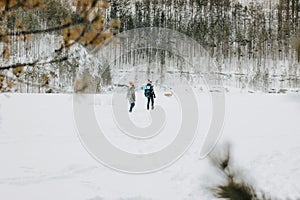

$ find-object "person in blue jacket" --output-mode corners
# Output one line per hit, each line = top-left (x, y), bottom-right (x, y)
(144, 80), (156, 110)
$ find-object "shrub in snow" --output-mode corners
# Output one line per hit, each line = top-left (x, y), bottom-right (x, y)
(209, 143), (270, 200)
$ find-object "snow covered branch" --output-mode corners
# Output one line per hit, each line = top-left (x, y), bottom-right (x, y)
(0, 56), (69, 70)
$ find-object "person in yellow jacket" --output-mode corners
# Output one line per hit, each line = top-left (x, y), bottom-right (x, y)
(127, 81), (136, 112)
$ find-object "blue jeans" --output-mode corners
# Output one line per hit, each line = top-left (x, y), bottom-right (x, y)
(129, 102), (135, 112)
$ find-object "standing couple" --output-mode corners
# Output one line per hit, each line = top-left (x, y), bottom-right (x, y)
(127, 80), (156, 112)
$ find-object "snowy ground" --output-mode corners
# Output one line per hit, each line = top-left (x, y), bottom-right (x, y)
(0, 90), (300, 200)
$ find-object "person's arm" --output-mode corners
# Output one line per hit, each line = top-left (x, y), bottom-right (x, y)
(133, 91), (136, 102)
(126, 88), (130, 99)
(132, 87), (136, 101)
(152, 88), (156, 98)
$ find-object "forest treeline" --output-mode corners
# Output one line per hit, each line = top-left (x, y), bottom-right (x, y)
(110, 0), (300, 61)
(106, 0), (300, 91)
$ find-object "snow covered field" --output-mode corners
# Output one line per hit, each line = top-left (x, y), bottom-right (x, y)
(0, 90), (300, 200)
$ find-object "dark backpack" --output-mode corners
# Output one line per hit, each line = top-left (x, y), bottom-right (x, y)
(144, 85), (152, 97)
